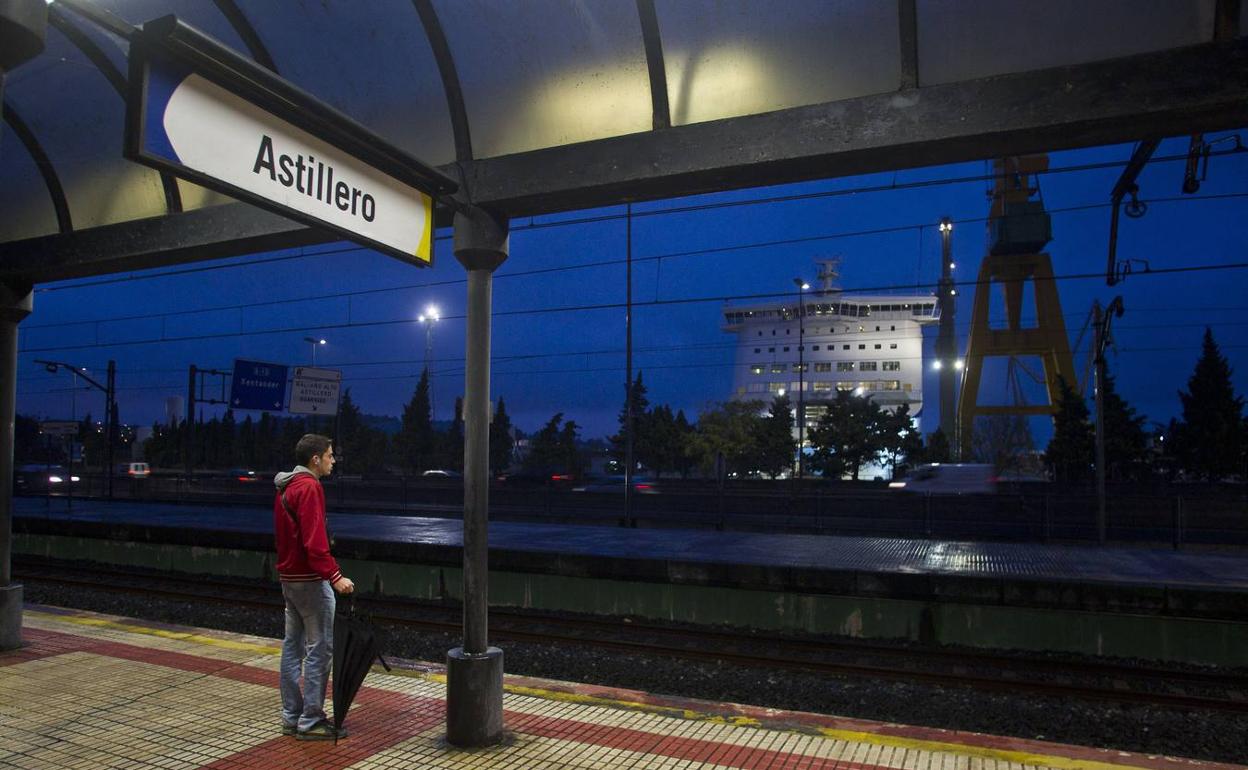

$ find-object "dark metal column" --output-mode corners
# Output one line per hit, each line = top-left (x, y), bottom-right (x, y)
(0, 282), (33, 650)
(446, 205), (508, 747)
(0, 0), (46, 652)
(936, 218), (957, 452)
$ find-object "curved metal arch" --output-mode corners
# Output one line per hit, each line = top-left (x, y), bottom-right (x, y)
(412, 0), (473, 163)
(2, 100), (73, 234)
(211, 0), (279, 73)
(636, 0), (671, 130)
(46, 6), (183, 214)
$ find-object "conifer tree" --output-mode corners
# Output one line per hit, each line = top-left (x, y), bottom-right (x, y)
(756, 393), (796, 478)
(610, 371), (650, 470)
(397, 369), (435, 472)
(1173, 328), (1246, 480)
(808, 391), (887, 480)
(1044, 377), (1093, 483)
(1100, 371), (1148, 480)
(489, 397), (515, 473)
(925, 428), (952, 464)
(525, 413), (566, 472)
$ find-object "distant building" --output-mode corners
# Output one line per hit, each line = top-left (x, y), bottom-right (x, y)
(722, 259), (939, 436)
(164, 396), (184, 427)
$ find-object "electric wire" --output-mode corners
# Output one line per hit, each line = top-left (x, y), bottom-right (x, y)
(28, 145), (1248, 296)
(17, 258), (1248, 356)
(24, 189), (1248, 329)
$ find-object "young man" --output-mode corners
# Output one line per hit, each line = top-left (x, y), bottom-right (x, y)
(274, 433), (354, 740)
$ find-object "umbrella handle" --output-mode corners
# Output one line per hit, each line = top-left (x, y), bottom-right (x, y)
(377, 654), (392, 672)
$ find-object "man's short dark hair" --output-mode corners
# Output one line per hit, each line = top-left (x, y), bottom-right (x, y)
(295, 434), (333, 466)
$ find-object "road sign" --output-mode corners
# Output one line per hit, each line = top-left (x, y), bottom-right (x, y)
(40, 421), (78, 436)
(124, 17), (452, 267)
(230, 359), (288, 411)
(289, 366), (342, 416)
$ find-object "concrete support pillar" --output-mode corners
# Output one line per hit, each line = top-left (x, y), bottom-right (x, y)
(0, 0), (46, 652)
(446, 205), (508, 747)
(0, 282), (33, 650)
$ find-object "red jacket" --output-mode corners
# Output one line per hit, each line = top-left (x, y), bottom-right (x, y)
(274, 471), (342, 583)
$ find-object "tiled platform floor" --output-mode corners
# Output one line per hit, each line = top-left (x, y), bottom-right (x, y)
(1, 606), (1243, 770)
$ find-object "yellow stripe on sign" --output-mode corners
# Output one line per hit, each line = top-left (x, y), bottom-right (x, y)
(28, 610), (281, 655)
(416, 193), (433, 264)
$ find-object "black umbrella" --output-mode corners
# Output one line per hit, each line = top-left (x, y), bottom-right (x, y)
(332, 597), (391, 743)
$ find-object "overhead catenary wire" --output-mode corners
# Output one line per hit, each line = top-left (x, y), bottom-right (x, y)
(28, 143), (1248, 297)
(16, 258), (1248, 356)
(19, 342), (1248, 402)
(16, 310), (1248, 387)
(23, 189), (1248, 334)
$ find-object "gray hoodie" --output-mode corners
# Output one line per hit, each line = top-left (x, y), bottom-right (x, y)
(274, 466), (315, 492)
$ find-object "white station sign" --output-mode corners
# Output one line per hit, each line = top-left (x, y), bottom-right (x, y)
(129, 51), (434, 265)
(289, 366), (342, 416)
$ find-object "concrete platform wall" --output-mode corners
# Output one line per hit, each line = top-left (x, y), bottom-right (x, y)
(15, 531), (1248, 668)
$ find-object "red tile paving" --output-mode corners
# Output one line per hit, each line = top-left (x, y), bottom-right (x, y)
(5, 608), (1247, 770)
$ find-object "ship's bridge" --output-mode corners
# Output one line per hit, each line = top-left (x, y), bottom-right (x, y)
(723, 294), (938, 332)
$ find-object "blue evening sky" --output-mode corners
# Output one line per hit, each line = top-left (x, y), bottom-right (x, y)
(15, 133), (1248, 444)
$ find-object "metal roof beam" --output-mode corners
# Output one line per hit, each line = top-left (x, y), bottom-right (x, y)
(47, 6), (183, 214)
(636, 0), (671, 130)
(463, 37), (1248, 216)
(413, 0), (473, 163)
(0, 203), (333, 283)
(3, 38), (1248, 281)
(211, 0), (278, 73)
(1, 100), (71, 233)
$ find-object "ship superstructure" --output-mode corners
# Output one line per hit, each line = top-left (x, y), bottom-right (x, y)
(722, 260), (939, 431)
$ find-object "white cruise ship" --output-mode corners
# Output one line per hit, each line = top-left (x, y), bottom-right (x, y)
(722, 261), (939, 432)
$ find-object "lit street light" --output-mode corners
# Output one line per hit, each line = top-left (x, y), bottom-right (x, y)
(303, 336), (327, 366)
(793, 278), (810, 478)
(418, 306), (440, 415)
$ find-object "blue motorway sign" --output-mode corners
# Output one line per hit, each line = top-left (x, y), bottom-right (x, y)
(230, 359), (288, 411)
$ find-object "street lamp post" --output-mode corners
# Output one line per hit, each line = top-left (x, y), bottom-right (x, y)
(934, 357), (968, 461)
(34, 360), (117, 500)
(793, 278), (810, 478)
(418, 306), (439, 417)
(302, 336), (326, 367)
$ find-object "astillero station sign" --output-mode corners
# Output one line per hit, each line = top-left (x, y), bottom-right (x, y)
(124, 16), (457, 266)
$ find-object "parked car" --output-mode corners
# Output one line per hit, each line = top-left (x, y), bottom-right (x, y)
(14, 464), (81, 493)
(421, 469), (462, 478)
(572, 476), (660, 494)
(116, 462), (151, 479)
(888, 463), (996, 494)
(226, 468), (260, 483)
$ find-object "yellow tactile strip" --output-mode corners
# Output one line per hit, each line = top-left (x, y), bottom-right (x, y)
(0, 606), (1239, 770)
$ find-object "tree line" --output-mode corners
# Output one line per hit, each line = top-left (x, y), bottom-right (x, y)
(138, 370), (515, 476)
(21, 329), (1245, 484)
(1044, 327), (1248, 483)
(522, 372), (930, 481)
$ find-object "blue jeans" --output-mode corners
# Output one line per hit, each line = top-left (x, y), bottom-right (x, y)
(280, 580), (336, 731)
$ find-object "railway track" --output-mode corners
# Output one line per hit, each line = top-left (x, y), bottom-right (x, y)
(16, 561), (1248, 715)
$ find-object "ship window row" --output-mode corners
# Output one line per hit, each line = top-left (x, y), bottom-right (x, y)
(729, 303), (936, 325)
(755, 324), (902, 337)
(751, 361), (903, 375)
(753, 343), (897, 353)
(747, 381), (908, 394)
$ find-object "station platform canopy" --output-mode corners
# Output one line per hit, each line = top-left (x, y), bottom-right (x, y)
(1, 0), (1246, 281)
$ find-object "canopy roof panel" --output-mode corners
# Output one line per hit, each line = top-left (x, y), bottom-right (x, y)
(1, 0), (1245, 281)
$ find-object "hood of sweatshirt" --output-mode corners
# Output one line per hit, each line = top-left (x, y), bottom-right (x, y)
(274, 466), (315, 492)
